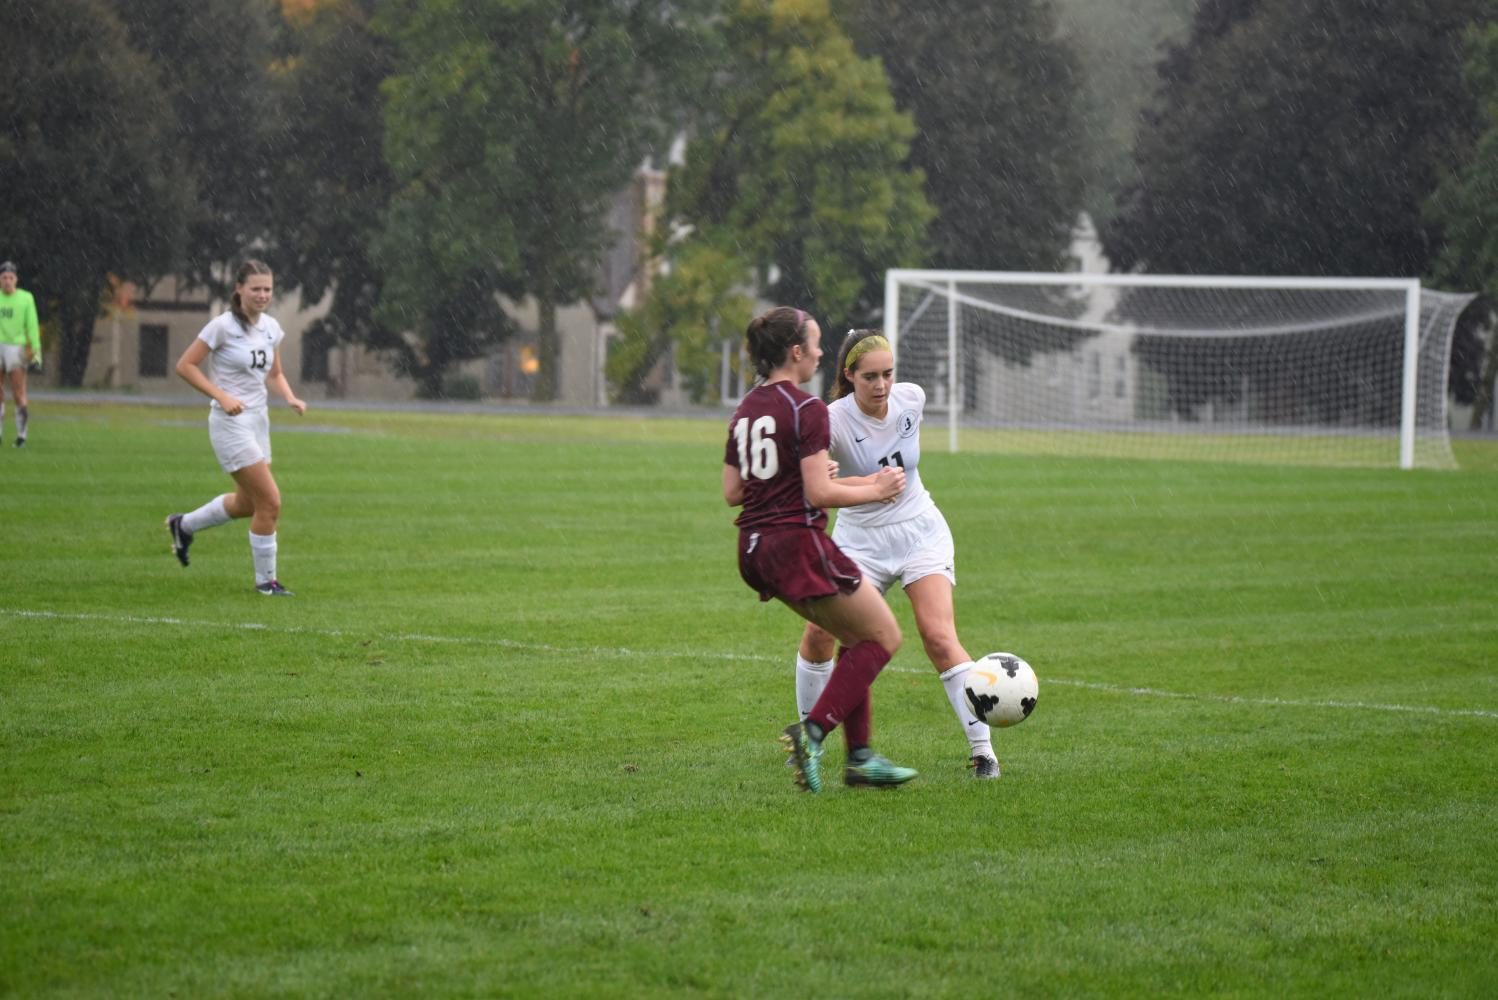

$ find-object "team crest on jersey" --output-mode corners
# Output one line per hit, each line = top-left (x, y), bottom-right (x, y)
(897, 409), (918, 438)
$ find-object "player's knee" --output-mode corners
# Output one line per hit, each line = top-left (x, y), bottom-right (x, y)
(921, 630), (962, 666)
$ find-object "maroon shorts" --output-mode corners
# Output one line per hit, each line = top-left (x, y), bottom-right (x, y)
(738, 527), (863, 603)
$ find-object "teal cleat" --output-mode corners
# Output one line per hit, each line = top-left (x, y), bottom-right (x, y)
(844, 750), (918, 788)
(780, 721), (823, 794)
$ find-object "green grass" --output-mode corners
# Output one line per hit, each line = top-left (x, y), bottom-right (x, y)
(4, 400), (1498, 998)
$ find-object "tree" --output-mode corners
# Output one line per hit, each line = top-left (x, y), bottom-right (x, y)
(374, 0), (714, 400)
(612, 0), (933, 403)
(836, 0), (1090, 271)
(1104, 0), (1490, 278)
(606, 238), (755, 405)
(1428, 19), (1498, 427)
(0, 0), (189, 385)
(266, 0), (401, 386)
(1050, 0), (1197, 225)
(113, 0), (284, 291)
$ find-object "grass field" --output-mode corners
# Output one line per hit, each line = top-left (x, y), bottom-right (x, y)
(4, 399), (1498, 998)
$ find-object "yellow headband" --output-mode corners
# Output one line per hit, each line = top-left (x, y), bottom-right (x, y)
(844, 334), (892, 371)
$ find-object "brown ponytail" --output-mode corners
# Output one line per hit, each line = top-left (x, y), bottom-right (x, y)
(744, 306), (810, 380)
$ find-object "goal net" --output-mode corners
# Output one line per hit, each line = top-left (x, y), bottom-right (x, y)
(884, 270), (1476, 469)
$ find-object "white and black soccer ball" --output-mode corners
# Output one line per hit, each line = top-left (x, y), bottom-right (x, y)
(963, 653), (1039, 728)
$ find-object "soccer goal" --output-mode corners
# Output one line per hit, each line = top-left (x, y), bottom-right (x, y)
(884, 270), (1476, 469)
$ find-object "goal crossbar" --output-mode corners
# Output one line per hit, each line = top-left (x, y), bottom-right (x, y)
(884, 270), (1468, 470)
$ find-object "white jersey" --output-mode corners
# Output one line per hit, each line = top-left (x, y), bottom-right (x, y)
(196, 310), (285, 411)
(828, 381), (936, 528)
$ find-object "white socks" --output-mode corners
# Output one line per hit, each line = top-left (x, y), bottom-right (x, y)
(794, 654), (835, 719)
(939, 661), (994, 760)
(183, 495), (232, 534)
(176, 496), (281, 585)
(796, 653), (997, 761)
(249, 531), (278, 585)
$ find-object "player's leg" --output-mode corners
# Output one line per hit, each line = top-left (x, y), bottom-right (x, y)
(167, 410), (258, 566)
(795, 620), (837, 719)
(9, 366), (26, 446)
(906, 573), (998, 778)
(166, 490), (242, 567)
(229, 460), (291, 595)
(788, 583), (917, 787)
(794, 527), (898, 721)
(0, 356), (8, 444)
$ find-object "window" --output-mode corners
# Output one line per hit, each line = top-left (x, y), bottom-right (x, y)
(302, 330), (331, 382)
(138, 324), (169, 377)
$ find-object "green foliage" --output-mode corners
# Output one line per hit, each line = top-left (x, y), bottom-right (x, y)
(267, 0), (401, 379)
(607, 238), (755, 404)
(1428, 20), (1498, 427)
(0, 0), (189, 386)
(113, 0), (284, 289)
(838, 0), (1091, 270)
(373, 0), (716, 400)
(1051, 0), (1197, 224)
(668, 0), (933, 320)
(5, 402), (1498, 995)
(1104, 0), (1492, 277)
(415, 371), (484, 400)
(1429, 21), (1498, 303)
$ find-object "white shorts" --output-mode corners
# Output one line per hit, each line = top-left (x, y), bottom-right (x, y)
(831, 506), (957, 594)
(0, 344), (26, 373)
(209, 405), (271, 473)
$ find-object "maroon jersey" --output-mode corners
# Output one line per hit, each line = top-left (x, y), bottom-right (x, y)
(724, 381), (830, 531)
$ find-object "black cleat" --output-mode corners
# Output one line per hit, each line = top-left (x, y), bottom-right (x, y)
(165, 514), (193, 567)
(968, 755), (1001, 780)
(255, 579), (294, 597)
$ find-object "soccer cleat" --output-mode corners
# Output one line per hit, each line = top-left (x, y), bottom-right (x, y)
(780, 721), (823, 794)
(13, 437), (23, 448)
(165, 514), (193, 567)
(255, 579), (294, 597)
(968, 754), (1001, 780)
(843, 750), (919, 788)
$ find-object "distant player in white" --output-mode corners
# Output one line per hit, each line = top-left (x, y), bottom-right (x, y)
(164, 259), (306, 596)
(794, 329), (1000, 778)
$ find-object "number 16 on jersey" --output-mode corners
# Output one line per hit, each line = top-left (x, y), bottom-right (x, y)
(734, 416), (780, 480)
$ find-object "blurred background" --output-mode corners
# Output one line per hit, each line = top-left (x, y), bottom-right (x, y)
(2, 0), (1494, 425)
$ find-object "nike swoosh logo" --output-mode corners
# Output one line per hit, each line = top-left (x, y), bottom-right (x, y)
(854, 435), (868, 442)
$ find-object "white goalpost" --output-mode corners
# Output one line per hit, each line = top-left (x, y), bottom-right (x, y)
(884, 269), (1476, 469)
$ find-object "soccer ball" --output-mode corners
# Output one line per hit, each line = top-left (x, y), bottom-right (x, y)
(963, 653), (1039, 728)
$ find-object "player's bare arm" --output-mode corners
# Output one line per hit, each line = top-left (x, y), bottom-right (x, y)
(175, 338), (244, 415)
(266, 349), (307, 415)
(722, 464), (746, 506)
(800, 450), (903, 508)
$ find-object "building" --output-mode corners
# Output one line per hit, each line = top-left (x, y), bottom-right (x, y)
(51, 166), (668, 408)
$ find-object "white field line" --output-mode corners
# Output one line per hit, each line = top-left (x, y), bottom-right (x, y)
(9, 607), (1498, 721)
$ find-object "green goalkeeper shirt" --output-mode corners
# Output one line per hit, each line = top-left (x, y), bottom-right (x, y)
(0, 288), (40, 353)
